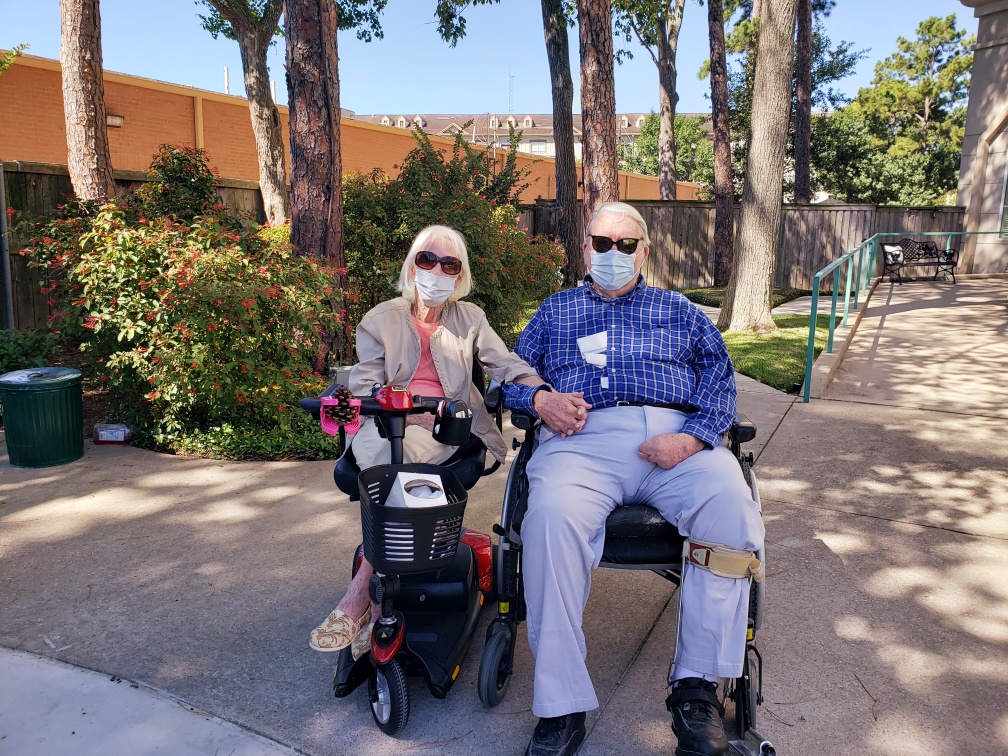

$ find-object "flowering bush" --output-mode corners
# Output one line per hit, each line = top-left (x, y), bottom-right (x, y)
(20, 203), (339, 459)
(133, 144), (220, 221)
(342, 129), (564, 347)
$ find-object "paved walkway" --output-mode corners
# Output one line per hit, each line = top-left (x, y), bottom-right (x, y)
(2, 277), (1006, 755)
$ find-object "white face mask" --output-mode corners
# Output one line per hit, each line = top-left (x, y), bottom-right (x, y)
(590, 249), (638, 290)
(413, 267), (458, 305)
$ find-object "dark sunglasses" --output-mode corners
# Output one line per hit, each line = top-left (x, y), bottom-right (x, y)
(415, 250), (463, 276)
(590, 235), (640, 255)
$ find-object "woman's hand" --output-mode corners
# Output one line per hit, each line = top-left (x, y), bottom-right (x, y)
(638, 433), (704, 469)
(533, 390), (592, 438)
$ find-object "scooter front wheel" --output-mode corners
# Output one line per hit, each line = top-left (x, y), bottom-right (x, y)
(371, 658), (409, 735)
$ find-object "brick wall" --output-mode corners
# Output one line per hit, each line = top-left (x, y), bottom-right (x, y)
(0, 54), (695, 203)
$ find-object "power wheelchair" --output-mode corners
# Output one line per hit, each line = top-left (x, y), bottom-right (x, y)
(478, 408), (774, 756)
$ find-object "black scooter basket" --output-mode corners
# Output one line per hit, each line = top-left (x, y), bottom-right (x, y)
(359, 463), (468, 576)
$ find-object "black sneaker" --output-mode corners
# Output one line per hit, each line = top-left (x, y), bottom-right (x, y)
(666, 678), (729, 756)
(524, 711), (587, 756)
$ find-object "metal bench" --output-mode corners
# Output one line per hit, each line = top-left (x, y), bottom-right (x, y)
(881, 238), (959, 283)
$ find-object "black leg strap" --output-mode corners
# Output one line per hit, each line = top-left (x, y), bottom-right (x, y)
(665, 678), (726, 718)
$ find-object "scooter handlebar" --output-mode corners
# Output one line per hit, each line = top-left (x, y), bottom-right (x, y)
(299, 385), (471, 443)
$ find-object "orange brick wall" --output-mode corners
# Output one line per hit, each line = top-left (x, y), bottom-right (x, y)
(0, 54), (697, 203)
(104, 79), (196, 171)
(202, 98), (262, 181)
(0, 63), (69, 166)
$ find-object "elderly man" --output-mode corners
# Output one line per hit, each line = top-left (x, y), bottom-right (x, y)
(502, 202), (765, 756)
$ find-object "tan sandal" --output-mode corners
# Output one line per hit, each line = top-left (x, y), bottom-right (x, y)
(309, 604), (371, 652)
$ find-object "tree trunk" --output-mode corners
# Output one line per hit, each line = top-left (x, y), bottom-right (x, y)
(718, 0), (798, 333)
(793, 0), (812, 204)
(208, 0), (291, 226)
(656, 1), (685, 201)
(577, 0), (619, 228)
(59, 0), (115, 201)
(708, 0), (734, 287)
(286, 0), (348, 363)
(738, 0), (763, 148)
(541, 0), (583, 285)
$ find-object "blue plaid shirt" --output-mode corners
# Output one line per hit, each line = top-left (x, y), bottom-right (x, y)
(503, 277), (737, 449)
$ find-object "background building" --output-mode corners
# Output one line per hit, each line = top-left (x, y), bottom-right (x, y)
(957, 0), (1008, 273)
(353, 112), (711, 161)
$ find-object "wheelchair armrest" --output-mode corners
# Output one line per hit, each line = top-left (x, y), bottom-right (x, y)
(730, 416), (757, 444)
(510, 409), (540, 431)
(484, 379), (502, 414)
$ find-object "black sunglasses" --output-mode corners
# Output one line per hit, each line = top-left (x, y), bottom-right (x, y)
(415, 250), (463, 276)
(590, 235), (640, 255)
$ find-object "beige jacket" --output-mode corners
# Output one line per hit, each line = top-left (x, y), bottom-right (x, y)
(349, 297), (540, 464)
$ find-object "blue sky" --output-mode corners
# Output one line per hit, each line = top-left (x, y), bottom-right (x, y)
(0, 0), (977, 116)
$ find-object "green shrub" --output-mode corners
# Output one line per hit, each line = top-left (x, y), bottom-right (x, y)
(134, 144), (220, 221)
(21, 202), (339, 459)
(341, 129), (564, 348)
(0, 330), (58, 375)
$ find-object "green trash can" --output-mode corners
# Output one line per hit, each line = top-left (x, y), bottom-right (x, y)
(0, 367), (84, 468)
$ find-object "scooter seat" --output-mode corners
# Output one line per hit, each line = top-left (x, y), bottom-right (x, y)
(335, 436), (488, 500)
(600, 504), (684, 569)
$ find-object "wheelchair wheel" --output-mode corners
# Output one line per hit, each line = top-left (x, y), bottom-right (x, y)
(478, 628), (513, 707)
(371, 658), (409, 735)
(733, 648), (759, 735)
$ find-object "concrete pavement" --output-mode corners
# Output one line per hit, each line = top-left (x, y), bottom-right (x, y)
(2, 276), (1007, 755)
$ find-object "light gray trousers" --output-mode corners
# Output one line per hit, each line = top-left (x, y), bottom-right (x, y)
(522, 406), (765, 718)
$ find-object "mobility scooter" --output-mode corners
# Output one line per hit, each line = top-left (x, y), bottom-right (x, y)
(300, 377), (501, 736)
(478, 409), (775, 756)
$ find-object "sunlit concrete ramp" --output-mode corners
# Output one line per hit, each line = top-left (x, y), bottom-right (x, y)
(744, 275), (1008, 754)
(825, 278), (1008, 417)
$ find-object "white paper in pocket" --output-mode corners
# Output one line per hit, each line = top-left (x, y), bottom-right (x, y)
(577, 331), (608, 368)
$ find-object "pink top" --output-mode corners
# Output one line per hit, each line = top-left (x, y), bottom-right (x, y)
(409, 317), (446, 399)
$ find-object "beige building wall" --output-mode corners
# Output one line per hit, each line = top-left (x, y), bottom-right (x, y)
(958, 0), (1008, 273)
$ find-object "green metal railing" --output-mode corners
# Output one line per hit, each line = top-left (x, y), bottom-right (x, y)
(801, 231), (1001, 402)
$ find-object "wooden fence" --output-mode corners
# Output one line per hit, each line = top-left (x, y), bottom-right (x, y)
(1, 161), (263, 330)
(519, 200), (966, 291)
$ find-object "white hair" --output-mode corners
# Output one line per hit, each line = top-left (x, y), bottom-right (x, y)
(396, 225), (474, 303)
(586, 201), (651, 248)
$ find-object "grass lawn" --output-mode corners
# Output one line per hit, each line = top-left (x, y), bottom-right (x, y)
(722, 314), (837, 393)
(676, 286), (811, 309)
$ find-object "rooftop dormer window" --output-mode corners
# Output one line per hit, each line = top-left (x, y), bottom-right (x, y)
(506, 115), (516, 127)
(523, 116), (533, 128)
(635, 115), (645, 128)
(380, 116), (391, 127)
(620, 115), (629, 129)
(396, 116), (408, 128)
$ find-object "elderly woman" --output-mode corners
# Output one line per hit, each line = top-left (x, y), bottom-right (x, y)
(309, 225), (588, 656)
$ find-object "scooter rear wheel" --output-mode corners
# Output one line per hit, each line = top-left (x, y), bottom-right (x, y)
(371, 658), (409, 735)
(478, 628), (513, 707)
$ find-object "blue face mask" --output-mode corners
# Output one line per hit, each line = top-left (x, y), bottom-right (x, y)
(590, 249), (638, 290)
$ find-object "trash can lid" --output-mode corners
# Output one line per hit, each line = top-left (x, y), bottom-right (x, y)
(0, 367), (82, 391)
